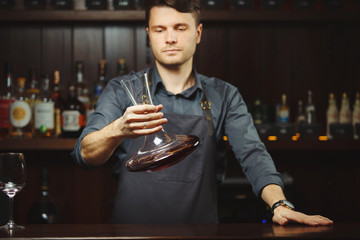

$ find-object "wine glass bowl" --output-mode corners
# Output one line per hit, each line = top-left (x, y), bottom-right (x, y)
(0, 152), (26, 230)
(120, 72), (200, 172)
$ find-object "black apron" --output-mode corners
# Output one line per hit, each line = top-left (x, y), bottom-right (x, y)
(111, 112), (219, 224)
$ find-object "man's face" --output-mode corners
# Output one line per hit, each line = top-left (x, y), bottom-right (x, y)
(146, 6), (202, 68)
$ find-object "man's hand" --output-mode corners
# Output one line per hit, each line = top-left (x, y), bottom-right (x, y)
(272, 206), (334, 226)
(261, 185), (333, 227)
(116, 104), (167, 138)
(81, 104), (167, 166)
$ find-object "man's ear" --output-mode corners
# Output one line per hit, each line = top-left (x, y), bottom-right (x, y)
(196, 23), (203, 44)
(146, 27), (151, 46)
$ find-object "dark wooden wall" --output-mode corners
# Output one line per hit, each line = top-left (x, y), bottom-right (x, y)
(0, 22), (154, 99)
(196, 21), (360, 125)
(1, 21), (360, 125)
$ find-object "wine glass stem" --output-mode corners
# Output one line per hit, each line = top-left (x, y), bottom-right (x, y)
(8, 196), (15, 226)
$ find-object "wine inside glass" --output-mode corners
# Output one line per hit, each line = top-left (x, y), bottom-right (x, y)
(0, 152), (26, 230)
(120, 72), (199, 172)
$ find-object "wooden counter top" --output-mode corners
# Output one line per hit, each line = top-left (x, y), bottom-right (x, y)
(0, 223), (357, 239)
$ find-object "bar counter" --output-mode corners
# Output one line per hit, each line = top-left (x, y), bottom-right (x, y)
(0, 223), (358, 239)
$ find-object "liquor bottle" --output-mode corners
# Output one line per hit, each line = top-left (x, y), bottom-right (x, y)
(305, 90), (316, 124)
(279, 94), (289, 123)
(50, 70), (64, 138)
(61, 83), (86, 138)
(253, 98), (262, 125)
(353, 92), (360, 139)
(27, 68), (41, 105)
(117, 58), (128, 76)
(91, 59), (107, 111)
(339, 92), (351, 124)
(0, 62), (14, 139)
(27, 168), (61, 224)
(295, 100), (306, 124)
(9, 77), (33, 138)
(74, 61), (90, 123)
(34, 74), (55, 138)
(326, 93), (339, 139)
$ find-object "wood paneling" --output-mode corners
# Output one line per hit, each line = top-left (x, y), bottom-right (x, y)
(228, 24), (262, 99)
(325, 24), (360, 102)
(0, 21), (358, 119)
(227, 23), (293, 105)
(42, 24), (72, 96)
(195, 23), (228, 82)
(135, 24), (154, 71)
(10, 24), (42, 81)
(291, 23), (325, 123)
(73, 24), (104, 88)
(0, 24), (11, 88)
(104, 24), (135, 78)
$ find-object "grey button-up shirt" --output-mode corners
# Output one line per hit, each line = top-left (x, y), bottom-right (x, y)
(72, 66), (283, 197)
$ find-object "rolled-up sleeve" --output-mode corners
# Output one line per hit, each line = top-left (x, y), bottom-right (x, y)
(71, 77), (128, 169)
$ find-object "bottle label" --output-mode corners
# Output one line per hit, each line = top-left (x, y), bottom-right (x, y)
(340, 110), (351, 124)
(34, 102), (55, 131)
(327, 110), (338, 124)
(78, 96), (90, 108)
(353, 111), (360, 124)
(0, 99), (11, 128)
(94, 85), (103, 96)
(279, 110), (289, 123)
(55, 108), (62, 136)
(62, 110), (84, 131)
(10, 100), (32, 128)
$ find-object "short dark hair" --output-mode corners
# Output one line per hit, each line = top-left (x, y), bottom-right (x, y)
(145, 0), (201, 27)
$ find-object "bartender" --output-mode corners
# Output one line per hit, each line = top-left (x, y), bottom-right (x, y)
(72, 0), (333, 226)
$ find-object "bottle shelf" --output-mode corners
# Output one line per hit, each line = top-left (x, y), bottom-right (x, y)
(0, 10), (145, 22)
(0, 138), (358, 152)
(0, 10), (360, 22)
(262, 138), (360, 151)
(0, 138), (77, 151)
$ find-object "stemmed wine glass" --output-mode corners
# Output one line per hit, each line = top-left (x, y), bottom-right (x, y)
(0, 152), (26, 230)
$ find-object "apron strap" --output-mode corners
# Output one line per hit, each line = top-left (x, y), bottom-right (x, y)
(200, 82), (214, 136)
(147, 68), (214, 136)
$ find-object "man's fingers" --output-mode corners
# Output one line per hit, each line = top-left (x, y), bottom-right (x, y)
(306, 215), (333, 226)
(132, 125), (164, 135)
(274, 209), (333, 226)
(128, 104), (163, 114)
(129, 118), (167, 130)
(289, 212), (333, 226)
(126, 112), (164, 123)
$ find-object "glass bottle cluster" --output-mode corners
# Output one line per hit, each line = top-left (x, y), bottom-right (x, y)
(0, 58), (128, 139)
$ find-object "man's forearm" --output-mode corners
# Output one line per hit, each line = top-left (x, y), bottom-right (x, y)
(261, 184), (286, 208)
(80, 104), (166, 166)
(81, 121), (124, 166)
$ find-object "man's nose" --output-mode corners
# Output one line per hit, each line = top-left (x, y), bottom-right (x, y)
(165, 30), (177, 44)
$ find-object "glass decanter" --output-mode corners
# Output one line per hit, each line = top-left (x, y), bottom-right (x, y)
(120, 72), (199, 172)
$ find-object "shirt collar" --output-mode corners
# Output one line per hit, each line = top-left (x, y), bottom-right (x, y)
(149, 65), (203, 98)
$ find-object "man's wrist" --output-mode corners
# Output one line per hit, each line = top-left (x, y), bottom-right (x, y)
(271, 200), (295, 214)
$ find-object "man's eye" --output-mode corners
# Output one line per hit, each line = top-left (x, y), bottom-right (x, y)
(177, 27), (186, 31)
(154, 28), (163, 33)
